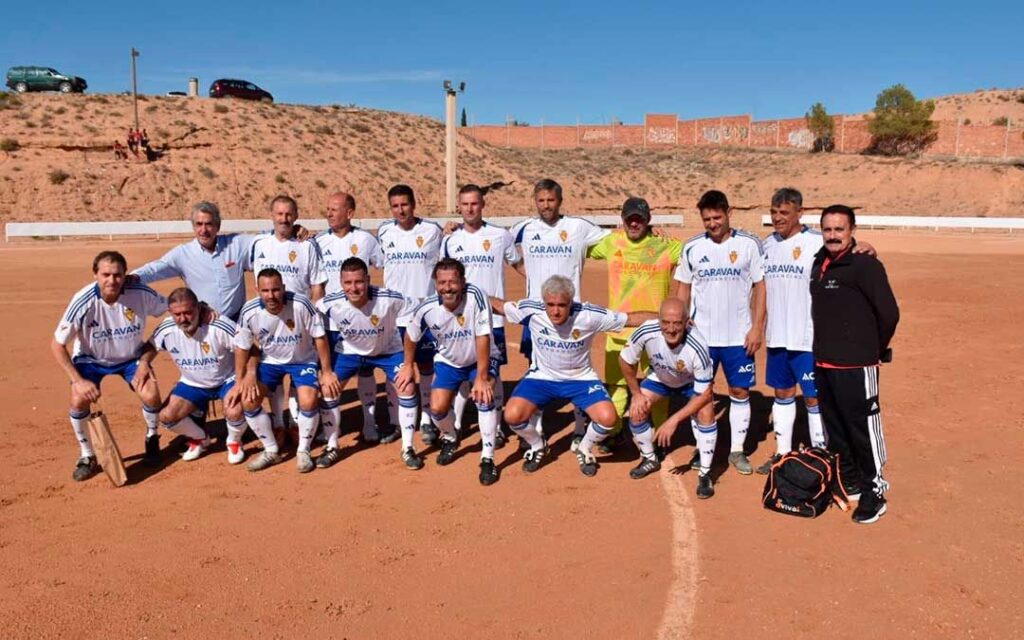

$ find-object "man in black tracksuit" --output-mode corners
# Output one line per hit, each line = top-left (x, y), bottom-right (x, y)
(810, 205), (899, 524)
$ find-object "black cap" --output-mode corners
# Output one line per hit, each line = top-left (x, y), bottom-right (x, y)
(621, 197), (651, 222)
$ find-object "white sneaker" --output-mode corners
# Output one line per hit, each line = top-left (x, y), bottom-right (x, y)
(182, 437), (209, 462)
(296, 450), (315, 473)
(226, 440), (246, 465)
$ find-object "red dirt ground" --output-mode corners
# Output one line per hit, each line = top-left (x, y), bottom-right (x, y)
(0, 230), (1021, 639)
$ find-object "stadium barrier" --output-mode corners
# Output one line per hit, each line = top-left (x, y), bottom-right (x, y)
(759, 215), (1024, 232)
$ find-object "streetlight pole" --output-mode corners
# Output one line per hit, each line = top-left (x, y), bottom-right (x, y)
(131, 48), (140, 132)
(443, 80), (465, 215)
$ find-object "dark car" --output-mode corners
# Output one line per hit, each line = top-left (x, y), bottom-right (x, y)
(208, 79), (273, 103)
(6, 66), (87, 93)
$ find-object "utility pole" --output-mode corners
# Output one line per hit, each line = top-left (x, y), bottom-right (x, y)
(443, 80), (465, 214)
(131, 48), (140, 132)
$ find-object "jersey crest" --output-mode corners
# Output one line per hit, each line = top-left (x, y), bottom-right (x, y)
(482, 239), (492, 252)
(792, 246), (802, 260)
(201, 341), (211, 354)
(571, 328), (581, 340)
(456, 315), (465, 326)
(124, 308), (136, 323)
(729, 250), (738, 264)
(370, 314), (380, 327)
(350, 243), (359, 255)
(416, 236), (424, 248)
(285, 318), (295, 331)
(559, 230), (568, 242)
(288, 250), (297, 263)
(675, 359), (687, 372)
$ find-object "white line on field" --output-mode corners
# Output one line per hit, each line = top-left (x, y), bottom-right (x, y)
(655, 449), (699, 640)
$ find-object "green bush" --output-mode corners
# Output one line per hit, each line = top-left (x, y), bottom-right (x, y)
(805, 102), (835, 152)
(49, 169), (71, 185)
(867, 84), (937, 155)
(0, 138), (19, 152)
(992, 116), (1009, 126)
(214, 104), (229, 114)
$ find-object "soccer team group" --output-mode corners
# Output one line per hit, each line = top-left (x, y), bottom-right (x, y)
(51, 178), (892, 518)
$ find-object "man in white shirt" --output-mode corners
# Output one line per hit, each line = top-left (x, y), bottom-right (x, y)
(378, 184), (444, 442)
(234, 269), (340, 473)
(50, 251), (167, 481)
(493, 275), (654, 477)
(619, 299), (717, 498)
(673, 190), (766, 476)
(397, 259), (501, 485)
(140, 288), (249, 464)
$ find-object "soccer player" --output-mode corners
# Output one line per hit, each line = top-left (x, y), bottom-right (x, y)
(317, 258), (422, 470)
(140, 288), (249, 463)
(442, 183), (522, 440)
(51, 251), (168, 481)
(672, 190), (765, 476)
(618, 299), (717, 498)
(314, 191), (392, 442)
(397, 259), (501, 484)
(377, 184), (444, 442)
(494, 275), (654, 476)
(587, 196), (682, 452)
(234, 269), (340, 473)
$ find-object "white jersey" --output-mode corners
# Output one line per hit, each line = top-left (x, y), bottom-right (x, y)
(315, 227), (384, 330)
(151, 317), (238, 388)
(442, 222), (521, 328)
(235, 292), (325, 365)
(378, 218), (444, 326)
(408, 284), (497, 368)
(55, 283), (166, 366)
(249, 234), (327, 298)
(620, 321), (713, 393)
(504, 299), (626, 381)
(673, 229), (764, 347)
(511, 215), (609, 300)
(317, 286), (415, 357)
(762, 226), (822, 352)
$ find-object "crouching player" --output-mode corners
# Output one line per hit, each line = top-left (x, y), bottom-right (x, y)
(494, 275), (654, 477)
(618, 298), (717, 498)
(139, 288), (249, 463)
(234, 269), (340, 473)
(396, 259), (501, 485)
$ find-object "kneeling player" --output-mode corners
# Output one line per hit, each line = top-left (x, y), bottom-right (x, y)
(619, 299), (717, 498)
(397, 259), (500, 485)
(234, 269), (340, 473)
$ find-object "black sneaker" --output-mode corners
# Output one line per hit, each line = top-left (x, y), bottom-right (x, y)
(688, 449), (701, 471)
(315, 447), (341, 469)
(143, 434), (161, 467)
(72, 456), (99, 482)
(598, 437), (618, 455)
(495, 428), (508, 450)
(575, 449), (599, 477)
(852, 494), (887, 524)
(696, 473), (715, 499)
(755, 454), (782, 475)
(842, 482), (862, 502)
(378, 426), (401, 444)
(479, 457), (499, 486)
(402, 447), (424, 470)
(436, 438), (459, 466)
(629, 456), (661, 480)
(420, 423), (439, 447)
(522, 440), (550, 474)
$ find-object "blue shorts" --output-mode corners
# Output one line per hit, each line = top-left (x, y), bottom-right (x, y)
(171, 380), (236, 408)
(257, 363), (320, 391)
(765, 348), (817, 398)
(520, 324), (533, 361)
(334, 352), (404, 384)
(73, 357), (139, 388)
(640, 378), (696, 400)
(433, 360), (499, 392)
(329, 329), (373, 376)
(510, 377), (612, 412)
(492, 327), (508, 366)
(709, 345), (755, 388)
(398, 326), (436, 366)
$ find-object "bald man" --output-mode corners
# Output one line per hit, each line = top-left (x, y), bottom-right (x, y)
(619, 299), (718, 498)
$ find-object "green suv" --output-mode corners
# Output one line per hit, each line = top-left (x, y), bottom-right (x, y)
(5, 66), (88, 93)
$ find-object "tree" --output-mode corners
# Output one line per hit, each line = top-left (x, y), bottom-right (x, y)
(805, 102), (835, 152)
(867, 84), (937, 156)
(460, 107), (467, 127)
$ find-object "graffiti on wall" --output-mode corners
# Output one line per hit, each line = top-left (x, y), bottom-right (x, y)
(581, 129), (612, 142)
(786, 129), (814, 149)
(702, 125), (749, 143)
(646, 126), (677, 144)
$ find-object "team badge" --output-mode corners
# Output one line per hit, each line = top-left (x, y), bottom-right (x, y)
(792, 246), (802, 260)
(370, 314), (380, 327)
(123, 308), (136, 323)
(456, 315), (465, 327)
(482, 239), (492, 252)
(201, 342), (211, 354)
(571, 329), (581, 340)
(559, 230), (568, 242)
(729, 250), (738, 264)
(285, 319), (295, 330)
(675, 360), (687, 372)
(416, 236), (424, 248)
(350, 244), (359, 256)
(288, 250), (297, 263)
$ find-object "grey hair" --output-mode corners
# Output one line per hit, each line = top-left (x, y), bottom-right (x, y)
(771, 187), (803, 209)
(191, 201), (222, 226)
(541, 275), (575, 300)
(533, 178), (563, 200)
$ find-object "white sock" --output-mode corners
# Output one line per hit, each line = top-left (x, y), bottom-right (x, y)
(529, 411), (544, 437)
(509, 421), (542, 450)
(573, 408), (589, 437)
(692, 419), (717, 475)
(143, 404), (160, 438)
(493, 373), (505, 411)
(70, 408), (94, 457)
(728, 395), (750, 453)
(269, 387), (286, 429)
(431, 409), (458, 442)
(287, 389), (300, 428)
(226, 418), (247, 447)
(452, 381), (470, 431)
(629, 419), (655, 460)
(419, 374), (434, 426)
(357, 373), (377, 430)
(579, 421), (611, 456)
(245, 408), (278, 454)
(320, 397), (341, 448)
(478, 406), (498, 460)
(387, 382), (399, 427)
(297, 408), (318, 453)
(398, 395), (418, 449)
(772, 397), (797, 455)
(807, 402), (826, 448)
(162, 415), (206, 440)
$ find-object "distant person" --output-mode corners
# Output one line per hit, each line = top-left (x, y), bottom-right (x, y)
(127, 128), (138, 156)
(113, 140), (127, 160)
(140, 129), (149, 148)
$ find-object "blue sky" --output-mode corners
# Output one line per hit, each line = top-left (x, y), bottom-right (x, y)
(3, 0), (1022, 124)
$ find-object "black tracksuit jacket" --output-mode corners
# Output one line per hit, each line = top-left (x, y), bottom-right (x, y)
(810, 240), (900, 366)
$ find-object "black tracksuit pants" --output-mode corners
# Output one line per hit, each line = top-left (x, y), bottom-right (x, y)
(814, 365), (889, 497)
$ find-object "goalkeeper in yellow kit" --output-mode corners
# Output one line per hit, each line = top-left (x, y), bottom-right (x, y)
(587, 197), (683, 452)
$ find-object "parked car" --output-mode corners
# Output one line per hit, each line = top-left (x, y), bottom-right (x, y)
(5, 66), (87, 93)
(208, 79), (272, 102)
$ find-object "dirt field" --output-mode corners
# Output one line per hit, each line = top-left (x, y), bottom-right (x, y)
(1, 230), (1021, 639)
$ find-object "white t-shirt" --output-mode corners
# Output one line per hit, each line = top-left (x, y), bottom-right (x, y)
(673, 229), (764, 347)
(442, 222), (521, 328)
(762, 226), (822, 352)
(378, 218), (443, 326)
(317, 286), (415, 357)
(235, 292), (325, 365)
(619, 321), (713, 393)
(151, 318), (238, 388)
(504, 299), (626, 381)
(407, 284), (497, 368)
(55, 283), (167, 366)
(249, 234), (327, 298)
(510, 215), (609, 300)
(315, 227), (384, 297)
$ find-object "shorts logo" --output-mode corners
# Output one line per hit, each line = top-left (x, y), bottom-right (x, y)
(299, 367), (317, 377)
(738, 363), (754, 373)
(201, 341), (211, 354)
(792, 246), (802, 260)
(559, 230), (568, 242)
(123, 308), (136, 323)
(350, 244), (359, 256)
(571, 329), (581, 340)
(370, 314), (380, 327)
(416, 236), (424, 248)
(729, 251), (738, 264)
(587, 384), (604, 394)
(802, 372), (814, 381)
(456, 315), (465, 327)
(482, 239), (492, 251)
(288, 250), (297, 263)
(285, 319), (295, 331)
